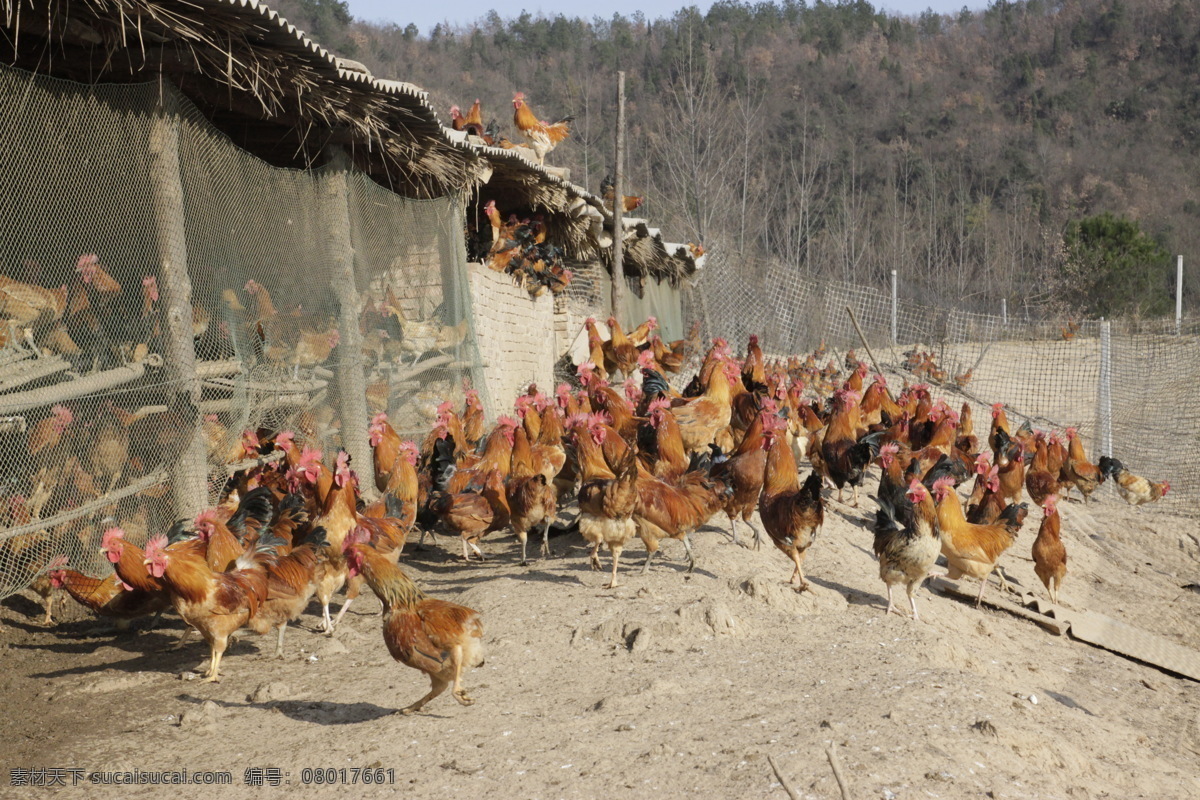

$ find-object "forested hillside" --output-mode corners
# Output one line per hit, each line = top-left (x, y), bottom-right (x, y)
(274, 0), (1200, 317)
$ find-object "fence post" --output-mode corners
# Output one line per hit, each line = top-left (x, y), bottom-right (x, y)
(326, 149), (373, 493)
(148, 109), (207, 517)
(1001, 298), (1007, 326)
(1098, 319), (1112, 458)
(611, 70), (626, 325)
(1176, 255), (1183, 335)
(890, 269), (897, 344)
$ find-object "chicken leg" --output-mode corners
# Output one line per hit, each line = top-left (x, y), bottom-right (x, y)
(203, 638), (227, 682)
(274, 622), (288, 658)
(745, 518), (765, 551)
(906, 581), (922, 621)
(682, 533), (696, 574)
(540, 519), (554, 558)
(330, 597), (355, 632)
(399, 675), (450, 715)
(788, 549), (811, 592)
(606, 544), (624, 589)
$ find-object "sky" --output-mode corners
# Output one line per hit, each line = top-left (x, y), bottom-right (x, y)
(346, 1), (986, 36)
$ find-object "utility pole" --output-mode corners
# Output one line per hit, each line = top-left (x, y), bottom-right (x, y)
(611, 70), (626, 324)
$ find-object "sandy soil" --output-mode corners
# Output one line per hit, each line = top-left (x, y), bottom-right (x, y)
(2, 477), (1199, 800)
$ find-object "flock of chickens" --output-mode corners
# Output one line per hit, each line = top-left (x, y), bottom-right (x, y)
(30, 317), (1172, 715)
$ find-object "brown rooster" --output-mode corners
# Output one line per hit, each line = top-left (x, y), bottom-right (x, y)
(578, 446), (640, 589)
(512, 92), (572, 164)
(345, 531), (484, 714)
(759, 415), (825, 591)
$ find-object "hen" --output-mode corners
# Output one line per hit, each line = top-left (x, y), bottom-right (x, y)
(1032, 495), (1067, 605)
(506, 426), (558, 564)
(1060, 427), (1104, 502)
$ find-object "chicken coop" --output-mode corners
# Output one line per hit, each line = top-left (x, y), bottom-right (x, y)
(0, 0), (489, 599)
(457, 137), (702, 399)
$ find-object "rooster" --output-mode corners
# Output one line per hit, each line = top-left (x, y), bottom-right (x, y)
(632, 412), (731, 576)
(512, 92), (573, 164)
(600, 174), (644, 213)
(345, 531), (484, 714)
(931, 477), (1026, 607)
(1060, 427), (1104, 502)
(577, 445), (640, 589)
(1098, 456), (1169, 506)
(244, 527), (328, 657)
(873, 478), (941, 620)
(821, 390), (884, 506)
(670, 360), (735, 455)
(143, 532), (270, 681)
(759, 415), (825, 591)
(49, 562), (169, 630)
(709, 406), (770, 549)
(506, 426), (558, 564)
(604, 316), (641, 379)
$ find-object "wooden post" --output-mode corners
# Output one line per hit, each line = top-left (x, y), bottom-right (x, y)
(1098, 319), (1112, 458)
(611, 71), (626, 324)
(1175, 254), (1183, 334)
(326, 149), (373, 492)
(889, 269), (897, 344)
(148, 110), (207, 517)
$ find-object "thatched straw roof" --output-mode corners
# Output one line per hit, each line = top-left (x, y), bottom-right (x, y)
(606, 220), (701, 288)
(454, 131), (697, 285)
(0, 0), (484, 197)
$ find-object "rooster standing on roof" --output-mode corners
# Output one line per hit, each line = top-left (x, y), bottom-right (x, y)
(512, 92), (573, 164)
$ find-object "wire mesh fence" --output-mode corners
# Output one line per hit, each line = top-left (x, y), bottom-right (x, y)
(0, 64), (485, 600)
(694, 256), (1197, 513)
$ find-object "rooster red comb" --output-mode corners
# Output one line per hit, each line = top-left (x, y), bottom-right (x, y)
(931, 476), (956, 497)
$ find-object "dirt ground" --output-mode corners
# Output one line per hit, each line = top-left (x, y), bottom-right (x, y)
(2, 479), (1199, 799)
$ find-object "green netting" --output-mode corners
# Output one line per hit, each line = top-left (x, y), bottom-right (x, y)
(693, 256), (1196, 513)
(0, 63), (485, 599)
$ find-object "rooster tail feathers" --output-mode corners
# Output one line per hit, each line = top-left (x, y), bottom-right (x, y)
(615, 445), (639, 480)
(383, 492), (407, 519)
(431, 437), (457, 492)
(801, 471), (824, 500)
(228, 486), (276, 536)
(873, 496), (901, 533)
(1000, 502), (1028, 534)
(255, 530), (287, 552)
(166, 518), (193, 543)
(1098, 455), (1122, 479)
(857, 430), (886, 451)
(302, 526), (329, 549)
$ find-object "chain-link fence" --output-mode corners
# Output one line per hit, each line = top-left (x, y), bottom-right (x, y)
(0, 64), (485, 599)
(693, 256), (1197, 513)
